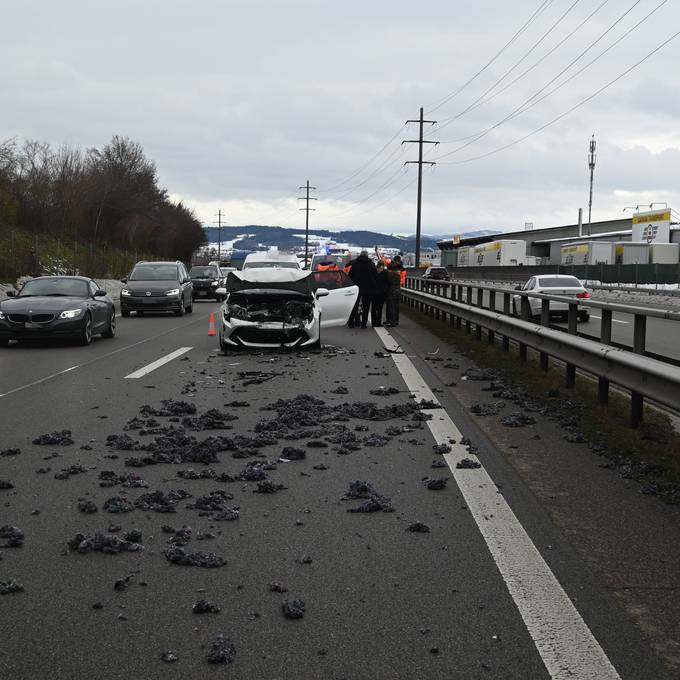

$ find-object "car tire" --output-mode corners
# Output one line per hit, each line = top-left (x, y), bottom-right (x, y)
(102, 310), (116, 338)
(79, 313), (93, 346)
(175, 298), (185, 317)
(186, 299), (193, 314)
(121, 308), (130, 318)
(578, 312), (590, 323)
(219, 332), (229, 352)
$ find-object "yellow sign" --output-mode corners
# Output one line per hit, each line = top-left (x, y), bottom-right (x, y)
(632, 211), (670, 225)
(474, 242), (501, 253)
(561, 244), (589, 255)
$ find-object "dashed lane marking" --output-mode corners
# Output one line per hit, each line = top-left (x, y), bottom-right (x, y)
(375, 326), (621, 680)
(124, 347), (193, 379)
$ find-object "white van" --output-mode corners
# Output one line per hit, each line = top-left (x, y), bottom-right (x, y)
(242, 252), (301, 270)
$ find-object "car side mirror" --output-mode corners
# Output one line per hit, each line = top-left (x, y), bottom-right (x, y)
(316, 288), (330, 298)
(6, 290), (16, 297)
(94, 290), (107, 297)
(183, 278), (191, 284)
(215, 287), (227, 297)
(120, 278), (127, 284)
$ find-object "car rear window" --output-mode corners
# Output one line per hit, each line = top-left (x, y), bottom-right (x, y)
(539, 277), (583, 287)
(311, 270), (355, 290)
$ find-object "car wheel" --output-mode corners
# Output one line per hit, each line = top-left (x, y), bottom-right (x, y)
(186, 298), (193, 314)
(578, 311), (590, 323)
(102, 310), (116, 338)
(175, 298), (185, 317)
(121, 308), (130, 318)
(219, 331), (229, 352)
(79, 313), (93, 346)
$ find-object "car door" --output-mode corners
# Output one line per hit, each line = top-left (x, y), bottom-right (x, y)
(89, 280), (109, 329)
(312, 271), (359, 327)
(179, 265), (191, 305)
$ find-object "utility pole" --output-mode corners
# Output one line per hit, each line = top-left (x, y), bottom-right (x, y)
(298, 180), (317, 268)
(587, 134), (597, 236)
(214, 210), (226, 263)
(404, 107), (438, 268)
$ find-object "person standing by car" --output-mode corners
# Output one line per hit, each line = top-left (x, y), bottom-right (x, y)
(371, 262), (390, 327)
(347, 250), (376, 328)
(385, 262), (402, 327)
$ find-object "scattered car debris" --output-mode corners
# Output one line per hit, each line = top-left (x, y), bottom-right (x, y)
(164, 546), (226, 568)
(0, 525), (24, 547)
(160, 651), (178, 663)
(32, 430), (74, 446)
(406, 522), (430, 533)
(268, 581), (287, 593)
(54, 464), (86, 480)
(282, 599), (305, 619)
(206, 635), (236, 664)
(432, 444), (451, 454)
(423, 478), (448, 490)
(67, 532), (143, 554)
(77, 500), (98, 514)
(0, 580), (24, 595)
(457, 458), (482, 470)
(0, 448), (20, 457)
(193, 599), (221, 614)
(102, 496), (135, 513)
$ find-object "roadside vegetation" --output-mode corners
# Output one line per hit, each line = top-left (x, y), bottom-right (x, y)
(404, 305), (680, 498)
(0, 136), (206, 281)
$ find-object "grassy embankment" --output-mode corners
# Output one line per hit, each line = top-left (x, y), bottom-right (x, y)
(0, 224), (153, 283)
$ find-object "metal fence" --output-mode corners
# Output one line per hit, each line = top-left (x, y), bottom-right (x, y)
(406, 263), (680, 285)
(402, 276), (680, 428)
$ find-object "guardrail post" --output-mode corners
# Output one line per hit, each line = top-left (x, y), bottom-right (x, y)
(475, 288), (484, 340)
(488, 291), (496, 345)
(519, 296), (530, 362)
(598, 309), (612, 404)
(457, 286), (463, 328)
(465, 286), (472, 333)
(631, 314), (647, 427)
(540, 299), (550, 372)
(565, 303), (577, 386)
(502, 293), (510, 351)
(449, 284), (456, 326)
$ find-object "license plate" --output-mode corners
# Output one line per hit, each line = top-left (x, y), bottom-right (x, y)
(24, 322), (41, 329)
(197, 291), (207, 296)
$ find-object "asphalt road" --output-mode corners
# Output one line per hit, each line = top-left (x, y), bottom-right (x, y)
(0, 301), (674, 679)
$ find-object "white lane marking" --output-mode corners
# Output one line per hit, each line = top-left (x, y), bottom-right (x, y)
(124, 347), (193, 379)
(590, 315), (629, 325)
(0, 365), (80, 398)
(375, 327), (621, 680)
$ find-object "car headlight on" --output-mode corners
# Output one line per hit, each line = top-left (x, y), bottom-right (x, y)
(121, 288), (132, 297)
(211, 281), (218, 286)
(0, 310), (5, 320)
(165, 288), (180, 296)
(59, 309), (83, 319)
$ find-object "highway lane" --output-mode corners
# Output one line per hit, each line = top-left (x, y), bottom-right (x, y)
(0, 311), (673, 679)
(443, 286), (680, 361)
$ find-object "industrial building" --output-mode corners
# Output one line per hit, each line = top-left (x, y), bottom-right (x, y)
(437, 216), (680, 267)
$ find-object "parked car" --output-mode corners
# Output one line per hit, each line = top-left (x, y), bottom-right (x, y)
(512, 275), (591, 322)
(120, 261), (193, 317)
(215, 268), (357, 350)
(242, 252), (301, 270)
(0, 276), (115, 346)
(422, 266), (450, 282)
(189, 264), (223, 301)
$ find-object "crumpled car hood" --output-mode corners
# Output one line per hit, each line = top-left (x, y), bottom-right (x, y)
(226, 270), (314, 295)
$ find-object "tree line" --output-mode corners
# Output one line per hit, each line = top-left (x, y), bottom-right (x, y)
(0, 135), (206, 264)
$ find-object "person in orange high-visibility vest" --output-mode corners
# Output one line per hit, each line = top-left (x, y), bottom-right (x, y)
(317, 261), (339, 272)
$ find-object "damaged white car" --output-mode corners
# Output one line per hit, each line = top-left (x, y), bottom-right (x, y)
(216, 269), (358, 350)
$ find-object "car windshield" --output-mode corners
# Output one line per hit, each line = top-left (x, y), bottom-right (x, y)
(243, 262), (299, 269)
(129, 265), (179, 281)
(311, 270), (354, 290)
(190, 266), (219, 278)
(539, 277), (582, 288)
(19, 278), (89, 297)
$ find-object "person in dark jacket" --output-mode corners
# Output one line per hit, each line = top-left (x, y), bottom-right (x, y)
(385, 262), (402, 327)
(347, 250), (377, 328)
(372, 262), (390, 327)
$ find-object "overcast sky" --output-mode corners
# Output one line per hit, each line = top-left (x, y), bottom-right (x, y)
(2, 0), (679, 236)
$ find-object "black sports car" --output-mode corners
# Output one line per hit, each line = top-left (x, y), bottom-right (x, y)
(0, 276), (116, 346)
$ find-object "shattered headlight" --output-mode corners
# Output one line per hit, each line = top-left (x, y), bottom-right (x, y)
(59, 309), (83, 319)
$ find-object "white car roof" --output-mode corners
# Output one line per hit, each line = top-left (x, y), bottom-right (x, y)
(243, 252), (299, 263)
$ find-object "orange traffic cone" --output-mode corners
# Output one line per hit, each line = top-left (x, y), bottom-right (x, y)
(208, 312), (217, 336)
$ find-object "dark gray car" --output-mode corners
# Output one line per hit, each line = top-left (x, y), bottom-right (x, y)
(120, 261), (193, 317)
(0, 276), (115, 346)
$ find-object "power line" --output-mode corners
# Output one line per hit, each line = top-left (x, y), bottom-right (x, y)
(436, 30), (680, 166)
(435, 0), (612, 138)
(432, 0), (662, 161)
(433, 0), (584, 131)
(426, 0), (556, 114)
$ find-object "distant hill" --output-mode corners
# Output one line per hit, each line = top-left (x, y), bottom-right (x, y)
(202, 225), (500, 251)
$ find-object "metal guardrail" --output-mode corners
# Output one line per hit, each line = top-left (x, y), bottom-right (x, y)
(402, 276), (680, 427)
